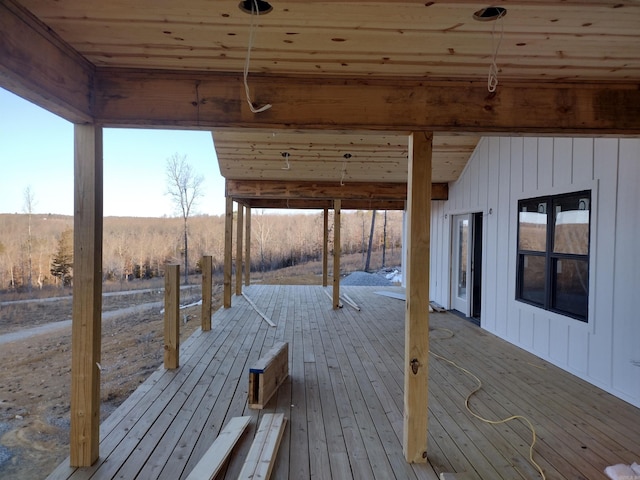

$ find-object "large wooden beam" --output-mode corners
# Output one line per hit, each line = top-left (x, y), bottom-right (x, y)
(332, 200), (341, 310)
(403, 131), (432, 463)
(95, 70), (640, 134)
(0, 1), (94, 123)
(223, 196), (233, 308)
(242, 198), (409, 211)
(226, 180), (412, 201)
(70, 124), (103, 467)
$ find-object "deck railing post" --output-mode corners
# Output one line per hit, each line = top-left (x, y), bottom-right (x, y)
(323, 208), (329, 287)
(223, 195), (233, 308)
(201, 255), (213, 331)
(333, 199), (341, 309)
(164, 263), (180, 369)
(235, 203), (244, 296)
(245, 206), (251, 287)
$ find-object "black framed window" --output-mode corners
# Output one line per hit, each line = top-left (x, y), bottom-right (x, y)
(516, 191), (591, 321)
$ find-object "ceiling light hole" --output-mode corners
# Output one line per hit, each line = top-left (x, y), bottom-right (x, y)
(238, 0), (273, 15)
(473, 6), (507, 21)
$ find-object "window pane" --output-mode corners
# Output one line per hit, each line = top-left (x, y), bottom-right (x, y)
(553, 193), (590, 255)
(457, 218), (468, 299)
(520, 254), (546, 305)
(553, 258), (589, 320)
(519, 199), (547, 252)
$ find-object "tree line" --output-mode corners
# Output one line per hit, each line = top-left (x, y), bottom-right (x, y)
(0, 210), (403, 291)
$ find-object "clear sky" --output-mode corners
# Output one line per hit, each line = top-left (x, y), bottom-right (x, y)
(0, 87), (227, 217)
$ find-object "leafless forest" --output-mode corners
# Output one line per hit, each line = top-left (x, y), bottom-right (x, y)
(0, 210), (403, 293)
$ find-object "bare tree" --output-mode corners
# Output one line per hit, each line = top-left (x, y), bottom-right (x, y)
(23, 186), (36, 291)
(381, 210), (388, 268)
(365, 210), (377, 272)
(253, 209), (272, 272)
(165, 153), (204, 284)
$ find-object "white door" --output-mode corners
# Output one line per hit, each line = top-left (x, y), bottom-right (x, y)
(452, 214), (472, 316)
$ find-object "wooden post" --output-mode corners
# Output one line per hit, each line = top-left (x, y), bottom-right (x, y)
(223, 195), (233, 308)
(235, 203), (244, 296)
(403, 131), (432, 463)
(201, 255), (212, 331)
(70, 124), (103, 467)
(245, 206), (251, 287)
(322, 208), (329, 287)
(164, 263), (180, 369)
(332, 200), (341, 309)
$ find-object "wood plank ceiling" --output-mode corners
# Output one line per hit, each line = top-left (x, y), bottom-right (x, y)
(8, 0), (640, 207)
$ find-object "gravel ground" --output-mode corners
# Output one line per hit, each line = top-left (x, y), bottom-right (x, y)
(340, 267), (401, 286)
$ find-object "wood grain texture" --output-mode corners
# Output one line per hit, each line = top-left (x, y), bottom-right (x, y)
(248, 342), (289, 409)
(333, 200), (341, 310)
(223, 196), (233, 308)
(213, 130), (477, 186)
(235, 203), (243, 296)
(49, 286), (640, 480)
(0, 1), (94, 123)
(404, 131), (432, 463)
(238, 413), (287, 480)
(17, 1), (640, 83)
(201, 255), (212, 332)
(70, 124), (103, 467)
(94, 72), (640, 134)
(244, 207), (251, 287)
(323, 208), (329, 287)
(164, 264), (180, 369)
(185, 416), (251, 480)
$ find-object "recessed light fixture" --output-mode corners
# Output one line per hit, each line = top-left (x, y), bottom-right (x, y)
(473, 6), (507, 21)
(239, 0), (273, 15)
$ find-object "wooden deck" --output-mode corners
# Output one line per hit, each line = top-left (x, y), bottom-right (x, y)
(48, 285), (640, 480)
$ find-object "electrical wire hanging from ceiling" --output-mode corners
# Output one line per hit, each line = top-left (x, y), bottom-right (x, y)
(243, 0), (272, 113)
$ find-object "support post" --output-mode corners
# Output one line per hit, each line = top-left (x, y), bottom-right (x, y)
(332, 200), (341, 309)
(70, 124), (103, 467)
(223, 196), (233, 308)
(403, 132), (432, 463)
(245, 206), (251, 287)
(201, 255), (212, 331)
(235, 203), (244, 296)
(164, 263), (180, 369)
(322, 208), (329, 287)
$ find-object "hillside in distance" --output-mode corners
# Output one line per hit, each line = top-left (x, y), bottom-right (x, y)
(0, 210), (403, 292)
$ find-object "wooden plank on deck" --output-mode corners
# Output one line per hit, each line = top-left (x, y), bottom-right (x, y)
(238, 413), (287, 480)
(185, 416), (251, 480)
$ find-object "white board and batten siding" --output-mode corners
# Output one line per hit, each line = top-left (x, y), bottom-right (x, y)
(430, 136), (640, 408)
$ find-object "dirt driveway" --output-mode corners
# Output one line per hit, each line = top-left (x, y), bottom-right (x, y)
(0, 286), (220, 480)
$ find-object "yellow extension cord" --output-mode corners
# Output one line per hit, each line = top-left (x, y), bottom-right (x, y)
(430, 328), (546, 480)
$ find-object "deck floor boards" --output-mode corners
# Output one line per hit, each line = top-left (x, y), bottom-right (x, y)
(48, 285), (640, 480)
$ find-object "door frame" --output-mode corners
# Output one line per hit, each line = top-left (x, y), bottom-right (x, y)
(450, 212), (483, 319)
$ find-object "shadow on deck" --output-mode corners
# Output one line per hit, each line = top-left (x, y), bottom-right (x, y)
(47, 285), (640, 479)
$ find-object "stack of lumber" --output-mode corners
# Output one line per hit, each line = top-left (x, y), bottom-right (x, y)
(186, 414), (287, 480)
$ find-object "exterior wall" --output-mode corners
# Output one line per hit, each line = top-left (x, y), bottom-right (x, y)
(430, 137), (640, 408)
